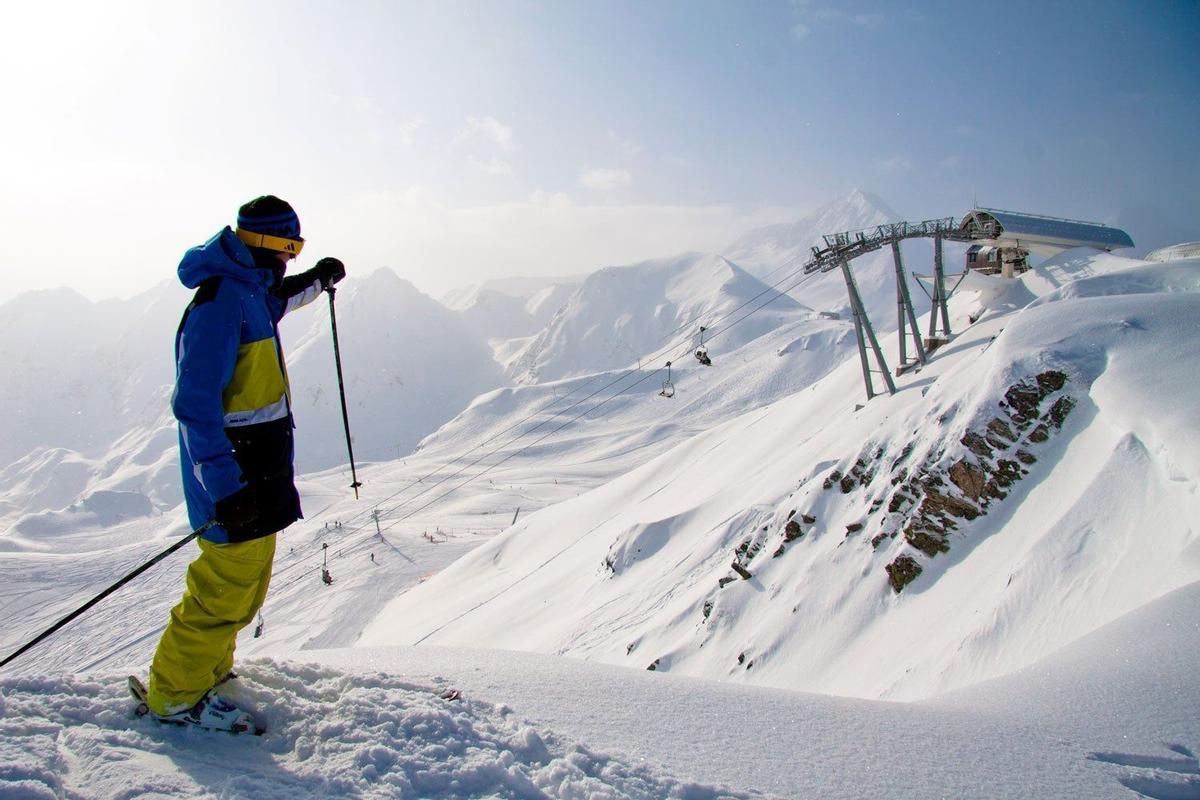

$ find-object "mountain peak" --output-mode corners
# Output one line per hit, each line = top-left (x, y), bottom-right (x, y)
(723, 190), (899, 275)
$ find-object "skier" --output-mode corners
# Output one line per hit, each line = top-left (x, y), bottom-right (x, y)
(140, 195), (345, 732)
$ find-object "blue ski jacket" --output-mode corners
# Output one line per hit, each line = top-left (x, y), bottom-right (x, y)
(173, 227), (326, 543)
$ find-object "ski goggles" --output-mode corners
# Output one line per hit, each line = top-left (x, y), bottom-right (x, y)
(235, 227), (305, 256)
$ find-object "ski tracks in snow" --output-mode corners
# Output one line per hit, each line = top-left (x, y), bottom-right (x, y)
(0, 661), (754, 800)
(1087, 744), (1200, 800)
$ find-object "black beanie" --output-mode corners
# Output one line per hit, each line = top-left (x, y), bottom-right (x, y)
(237, 195), (301, 240)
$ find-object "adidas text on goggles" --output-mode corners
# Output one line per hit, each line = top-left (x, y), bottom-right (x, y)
(235, 227), (305, 256)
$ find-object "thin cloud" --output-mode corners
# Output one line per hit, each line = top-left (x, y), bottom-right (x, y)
(579, 168), (633, 191)
(812, 8), (885, 26)
(875, 155), (914, 172)
(470, 157), (515, 177)
(608, 131), (644, 158)
(460, 116), (515, 151)
(395, 114), (427, 146)
(791, 5), (885, 40)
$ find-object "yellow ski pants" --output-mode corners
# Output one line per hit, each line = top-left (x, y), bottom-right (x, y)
(146, 534), (275, 715)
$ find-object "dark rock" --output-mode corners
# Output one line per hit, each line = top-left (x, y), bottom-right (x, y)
(948, 459), (987, 501)
(1047, 396), (1076, 429)
(839, 475), (857, 494)
(773, 544), (786, 558)
(802, 514), (816, 525)
(987, 418), (1017, 443)
(961, 431), (994, 460)
(871, 532), (892, 549)
(985, 433), (1012, 451)
(888, 491), (911, 513)
(1036, 370), (1068, 395)
(1005, 382), (1042, 423)
(737, 652), (746, 665)
(647, 659), (660, 671)
(921, 489), (980, 520)
(993, 459), (1022, 489)
(823, 470), (842, 491)
(984, 481), (1009, 502)
(784, 519), (803, 541)
(1027, 424), (1050, 443)
(904, 524), (949, 556)
(702, 601), (713, 620)
(886, 555), (923, 592)
(718, 576), (737, 589)
(731, 562), (753, 580)
(787, 509), (797, 519)
(1016, 450), (1037, 465)
(846, 522), (863, 534)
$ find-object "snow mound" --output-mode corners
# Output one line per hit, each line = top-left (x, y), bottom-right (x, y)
(1145, 241), (1200, 262)
(0, 661), (746, 800)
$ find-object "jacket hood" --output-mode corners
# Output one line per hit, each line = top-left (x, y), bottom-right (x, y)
(178, 227), (274, 290)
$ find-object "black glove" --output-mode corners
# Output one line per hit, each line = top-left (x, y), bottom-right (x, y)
(214, 483), (261, 529)
(313, 257), (346, 290)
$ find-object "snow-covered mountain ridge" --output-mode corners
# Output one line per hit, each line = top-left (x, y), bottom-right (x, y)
(505, 251), (809, 385)
(360, 249), (1200, 701)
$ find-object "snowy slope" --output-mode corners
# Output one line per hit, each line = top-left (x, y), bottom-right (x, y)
(507, 252), (810, 384)
(440, 274), (583, 312)
(360, 250), (1200, 702)
(0, 282), (187, 464)
(0, 267), (509, 524)
(3, 577), (1196, 799)
(282, 268), (505, 471)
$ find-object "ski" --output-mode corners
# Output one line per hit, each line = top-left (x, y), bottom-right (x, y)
(127, 675), (265, 736)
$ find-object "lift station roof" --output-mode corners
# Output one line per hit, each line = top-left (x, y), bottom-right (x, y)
(960, 208), (1134, 255)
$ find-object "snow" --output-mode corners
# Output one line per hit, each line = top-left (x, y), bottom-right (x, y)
(3, 579), (1197, 798)
(1, 192), (1198, 798)
(360, 249), (1200, 702)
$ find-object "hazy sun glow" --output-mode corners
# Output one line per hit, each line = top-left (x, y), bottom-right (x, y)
(0, 0), (1196, 304)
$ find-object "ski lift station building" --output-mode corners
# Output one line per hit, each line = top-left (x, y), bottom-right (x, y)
(959, 207), (1134, 277)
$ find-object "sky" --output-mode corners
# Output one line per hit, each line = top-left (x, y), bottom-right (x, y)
(0, 0), (1196, 305)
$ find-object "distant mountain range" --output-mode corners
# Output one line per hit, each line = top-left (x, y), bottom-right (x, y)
(0, 190), (950, 528)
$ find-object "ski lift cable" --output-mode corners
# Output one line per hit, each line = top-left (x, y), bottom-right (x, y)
(369, 253), (832, 518)
(283, 256), (834, 569)
(269, 264), (838, 594)
(703, 269), (826, 347)
(280, 248), (824, 551)
(274, 252), (834, 580)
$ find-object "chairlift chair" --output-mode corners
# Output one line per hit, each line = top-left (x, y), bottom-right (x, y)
(694, 326), (713, 366)
(660, 360), (675, 398)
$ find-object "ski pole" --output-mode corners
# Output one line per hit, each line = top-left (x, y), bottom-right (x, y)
(0, 520), (215, 671)
(326, 286), (363, 499)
